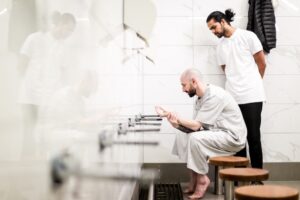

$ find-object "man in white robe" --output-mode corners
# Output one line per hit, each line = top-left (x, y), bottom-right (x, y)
(156, 68), (246, 199)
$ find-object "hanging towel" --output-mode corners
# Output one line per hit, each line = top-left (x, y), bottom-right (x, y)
(247, 0), (276, 53)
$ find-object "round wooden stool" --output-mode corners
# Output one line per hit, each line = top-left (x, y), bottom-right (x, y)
(209, 156), (249, 195)
(235, 185), (299, 200)
(219, 168), (269, 200)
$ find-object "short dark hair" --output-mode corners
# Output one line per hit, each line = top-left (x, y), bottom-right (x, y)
(206, 9), (235, 25)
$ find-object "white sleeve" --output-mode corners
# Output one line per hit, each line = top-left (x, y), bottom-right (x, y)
(248, 32), (263, 55)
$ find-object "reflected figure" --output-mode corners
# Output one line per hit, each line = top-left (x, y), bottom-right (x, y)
(18, 12), (76, 158)
(36, 70), (98, 158)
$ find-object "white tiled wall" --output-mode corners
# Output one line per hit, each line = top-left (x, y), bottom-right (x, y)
(143, 0), (300, 163)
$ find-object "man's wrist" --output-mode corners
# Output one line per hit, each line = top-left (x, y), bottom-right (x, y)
(177, 118), (181, 126)
(175, 118), (182, 128)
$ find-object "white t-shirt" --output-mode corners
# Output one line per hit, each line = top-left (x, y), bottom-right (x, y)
(19, 32), (67, 105)
(216, 28), (266, 104)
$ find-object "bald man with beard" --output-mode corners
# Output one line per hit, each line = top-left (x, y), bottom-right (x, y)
(156, 68), (247, 199)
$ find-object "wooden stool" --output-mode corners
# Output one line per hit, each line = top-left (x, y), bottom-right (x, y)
(219, 168), (269, 200)
(235, 185), (299, 200)
(209, 156), (249, 195)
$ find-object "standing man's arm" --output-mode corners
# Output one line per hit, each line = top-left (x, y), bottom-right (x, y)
(221, 65), (226, 72)
(253, 50), (266, 78)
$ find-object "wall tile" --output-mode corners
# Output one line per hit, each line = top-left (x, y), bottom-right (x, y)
(274, 0), (300, 16)
(153, 17), (193, 45)
(266, 46), (300, 75)
(262, 103), (300, 133)
(276, 17), (300, 45)
(143, 46), (194, 75)
(193, 46), (223, 74)
(193, 0), (249, 17)
(193, 17), (219, 45)
(264, 75), (300, 104)
(262, 133), (300, 162)
(143, 75), (195, 104)
(154, 0), (193, 17)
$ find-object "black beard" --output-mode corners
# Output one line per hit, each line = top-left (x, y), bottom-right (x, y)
(188, 88), (196, 97)
(216, 33), (223, 38)
(216, 25), (226, 38)
(215, 30), (225, 38)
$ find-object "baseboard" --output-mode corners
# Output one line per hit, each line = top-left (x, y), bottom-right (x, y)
(142, 162), (300, 182)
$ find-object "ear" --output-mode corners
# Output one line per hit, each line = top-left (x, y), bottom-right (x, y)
(220, 18), (226, 25)
(191, 78), (196, 85)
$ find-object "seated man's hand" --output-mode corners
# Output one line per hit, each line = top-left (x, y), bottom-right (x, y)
(155, 106), (169, 117)
(167, 112), (180, 128)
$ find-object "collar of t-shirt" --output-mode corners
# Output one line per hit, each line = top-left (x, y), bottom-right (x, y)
(224, 28), (240, 40)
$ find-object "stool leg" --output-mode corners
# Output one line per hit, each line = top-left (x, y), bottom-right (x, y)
(224, 180), (234, 200)
(214, 166), (223, 195)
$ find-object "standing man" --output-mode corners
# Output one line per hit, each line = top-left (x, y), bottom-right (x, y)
(156, 68), (246, 199)
(206, 9), (266, 169)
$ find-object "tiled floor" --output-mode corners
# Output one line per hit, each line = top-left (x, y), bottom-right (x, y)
(181, 181), (300, 200)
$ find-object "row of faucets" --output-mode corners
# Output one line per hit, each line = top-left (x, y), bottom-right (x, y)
(50, 113), (163, 197)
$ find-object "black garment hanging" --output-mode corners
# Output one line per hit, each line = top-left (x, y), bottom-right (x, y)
(247, 0), (276, 53)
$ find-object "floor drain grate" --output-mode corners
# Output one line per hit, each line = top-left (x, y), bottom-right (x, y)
(154, 183), (183, 200)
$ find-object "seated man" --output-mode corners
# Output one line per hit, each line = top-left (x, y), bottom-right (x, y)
(155, 68), (247, 199)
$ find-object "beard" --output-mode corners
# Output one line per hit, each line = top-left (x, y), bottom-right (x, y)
(215, 30), (225, 38)
(215, 33), (223, 38)
(187, 88), (196, 97)
(215, 25), (225, 38)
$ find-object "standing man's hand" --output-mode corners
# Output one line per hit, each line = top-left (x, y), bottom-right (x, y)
(167, 112), (180, 128)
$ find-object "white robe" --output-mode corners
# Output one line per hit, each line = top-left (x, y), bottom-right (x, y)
(172, 85), (246, 174)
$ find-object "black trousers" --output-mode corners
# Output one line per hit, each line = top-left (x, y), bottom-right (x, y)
(235, 102), (263, 169)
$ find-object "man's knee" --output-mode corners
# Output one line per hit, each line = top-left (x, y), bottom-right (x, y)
(189, 133), (207, 149)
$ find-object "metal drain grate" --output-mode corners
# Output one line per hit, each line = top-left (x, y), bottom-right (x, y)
(139, 187), (149, 200)
(154, 183), (183, 200)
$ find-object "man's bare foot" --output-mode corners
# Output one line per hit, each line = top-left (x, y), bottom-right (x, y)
(188, 176), (210, 199)
(183, 179), (196, 194)
(184, 170), (197, 194)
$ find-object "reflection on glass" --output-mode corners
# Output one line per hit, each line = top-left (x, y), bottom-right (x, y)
(1, 0), (157, 199)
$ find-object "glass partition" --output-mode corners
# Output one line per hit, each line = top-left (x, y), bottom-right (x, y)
(0, 0), (157, 199)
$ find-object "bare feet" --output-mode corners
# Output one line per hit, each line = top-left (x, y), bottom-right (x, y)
(184, 170), (197, 194)
(183, 179), (195, 194)
(188, 175), (210, 199)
